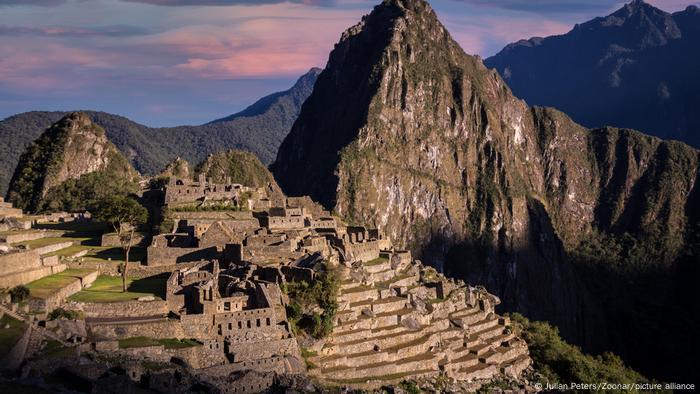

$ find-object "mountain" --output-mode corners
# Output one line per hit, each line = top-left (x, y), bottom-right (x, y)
(195, 149), (283, 197)
(159, 157), (192, 180)
(273, 0), (699, 382)
(6, 112), (138, 213)
(485, 0), (700, 148)
(0, 68), (321, 195)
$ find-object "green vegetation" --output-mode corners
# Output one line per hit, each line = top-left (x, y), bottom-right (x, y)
(48, 307), (82, 320)
(0, 71), (318, 196)
(68, 274), (165, 303)
(0, 314), (26, 356)
(92, 195), (148, 292)
(509, 313), (647, 387)
(25, 269), (94, 299)
(35, 339), (75, 360)
(118, 337), (201, 349)
(398, 380), (421, 394)
(5, 112), (138, 213)
(9, 285), (29, 303)
(194, 149), (280, 189)
(283, 264), (339, 339)
(15, 236), (84, 249)
(40, 170), (139, 213)
(300, 348), (318, 369)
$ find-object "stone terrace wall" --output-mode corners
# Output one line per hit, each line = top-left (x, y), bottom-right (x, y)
(167, 344), (228, 369)
(32, 241), (74, 256)
(66, 260), (202, 278)
(0, 230), (59, 244)
(66, 300), (169, 318)
(0, 250), (41, 274)
(147, 246), (217, 266)
(172, 211), (254, 220)
(0, 250), (66, 288)
(28, 270), (97, 312)
(89, 319), (184, 340)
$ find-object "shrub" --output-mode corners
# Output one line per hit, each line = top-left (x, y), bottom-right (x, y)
(9, 285), (29, 303)
(48, 307), (81, 320)
(283, 264), (340, 339)
(509, 313), (646, 386)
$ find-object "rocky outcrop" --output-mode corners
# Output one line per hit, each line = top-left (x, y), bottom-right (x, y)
(6, 112), (138, 212)
(273, 0), (699, 382)
(159, 157), (191, 180)
(196, 149), (284, 200)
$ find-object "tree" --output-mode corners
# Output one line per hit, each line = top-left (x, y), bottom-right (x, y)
(10, 285), (29, 303)
(92, 195), (148, 292)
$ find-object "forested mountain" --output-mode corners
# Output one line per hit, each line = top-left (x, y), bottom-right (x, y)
(0, 68), (320, 194)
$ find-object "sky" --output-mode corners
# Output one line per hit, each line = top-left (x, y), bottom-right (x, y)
(0, 0), (697, 126)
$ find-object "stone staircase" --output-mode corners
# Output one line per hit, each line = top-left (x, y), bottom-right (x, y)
(309, 259), (531, 385)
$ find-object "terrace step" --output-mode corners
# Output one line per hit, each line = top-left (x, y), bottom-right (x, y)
(454, 362), (498, 381)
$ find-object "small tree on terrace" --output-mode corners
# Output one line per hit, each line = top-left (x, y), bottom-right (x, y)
(92, 195), (148, 292)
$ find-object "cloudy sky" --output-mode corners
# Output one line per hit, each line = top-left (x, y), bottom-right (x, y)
(0, 0), (696, 126)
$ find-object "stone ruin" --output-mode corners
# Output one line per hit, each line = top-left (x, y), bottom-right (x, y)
(0, 177), (532, 393)
(307, 252), (530, 385)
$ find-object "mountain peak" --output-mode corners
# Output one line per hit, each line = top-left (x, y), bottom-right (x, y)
(6, 112), (137, 212)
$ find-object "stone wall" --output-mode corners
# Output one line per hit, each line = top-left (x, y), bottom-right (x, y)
(167, 344), (227, 369)
(28, 270), (96, 312)
(146, 246), (217, 266)
(32, 241), (74, 256)
(0, 250), (67, 288)
(100, 232), (147, 247)
(0, 250), (41, 274)
(342, 240), (380, 263)
(67, 260), (201, 278)
(172, 211), (253, 220)
(0, 230), (55, 244)
(213, 308), (277, 337)
(66, 300), (169, 318)
(89, 319), (184, 340)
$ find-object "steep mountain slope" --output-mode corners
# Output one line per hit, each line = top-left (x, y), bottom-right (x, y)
(6, 112), (138, 213)
(0, 68), (321, 194)
(485, 0), (700, 148)
(196, 149), (283, 194)
(159, 157), (192, 180)
(273, 0), (699, 382)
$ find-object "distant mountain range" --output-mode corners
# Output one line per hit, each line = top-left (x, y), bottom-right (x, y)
(485, 0), (700, 148)
(0, 68), (321, 194)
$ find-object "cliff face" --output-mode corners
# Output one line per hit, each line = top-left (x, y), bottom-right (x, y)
(6, 112), (137, 213)
(273, 0), (699, 381)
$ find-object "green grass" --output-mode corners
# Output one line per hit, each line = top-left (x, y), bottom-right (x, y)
(0, 315), (27, 356)
(14, 236), (82, 249)
(68, 274), (166, 303)
(25, 268), (95, 299)
(118, 337), (201, 349)
(35, 339), (75, 359)
(45, 245), (145, 263)
(34, 221), (109, 233)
